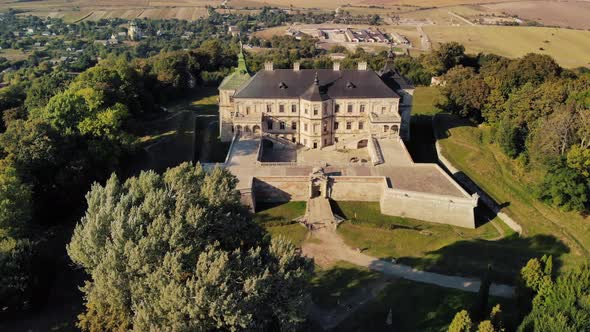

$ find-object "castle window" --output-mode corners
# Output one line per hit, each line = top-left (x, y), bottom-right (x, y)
(291, 105), (297, 113)
(335, 104), (340, 113)
(279, 105), (285, 113)
(346, 122), (352, 130)
(323, 122), (328, 132)
(280, 121), (285, 130)
(384, 125), (389, 132)
(334, 122), (339, 130)
(291, 122), (297, 130)
(360, 104), (365, 113)
(304, 123), (308, 132)
(347, 104), (353, 113)
(313, 124), (319, 133)
(313, 107), (318, 116)
(359, 121), (364, 130)
(267, 120), (273, 130)
(381, 106), (387, 113)
(246, 106), (251, 115)
(267, 104), (272, 113)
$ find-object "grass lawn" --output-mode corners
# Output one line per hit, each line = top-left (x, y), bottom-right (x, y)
(412, 86), (442, 115)
(332, 201), (535, 282)
(413, 87), (590, 271)
(254, 201), (307, 225)
(424, 25), (590, 68)
(266, 223), (308, 247)
(254, 202), (308, 246)
(436, 114), (589, 272)
(333, 278), (516, 332)
(311, 261), (382, 309)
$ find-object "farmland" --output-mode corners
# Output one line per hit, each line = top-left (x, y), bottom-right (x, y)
(0, 0), (217, 22)
(424, 25), (590, 68)
(484, 1), (590, 30)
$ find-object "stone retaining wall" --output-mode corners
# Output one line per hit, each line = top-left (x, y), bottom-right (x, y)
(329, 176), (387, 201)
(252, 176), (310, 203)
(432, 115), (523, 234)
(380, 188), (477, 228)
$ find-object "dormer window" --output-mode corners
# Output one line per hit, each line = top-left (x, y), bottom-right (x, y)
(346, 81), (355, 89)
(279, 82), (287, 89)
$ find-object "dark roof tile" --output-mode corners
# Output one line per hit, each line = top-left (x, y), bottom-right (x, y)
(234, 69), (399, 99)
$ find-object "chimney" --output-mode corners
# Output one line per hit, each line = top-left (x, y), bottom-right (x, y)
(357, 61), (367, 71)
(333, 61), (340, 71)
(264, 61), (274, 71)
(293, 61), (300, 71)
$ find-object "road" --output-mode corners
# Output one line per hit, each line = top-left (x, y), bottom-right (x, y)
(417, 25), (431, 51)
(448, 11), (476, 26)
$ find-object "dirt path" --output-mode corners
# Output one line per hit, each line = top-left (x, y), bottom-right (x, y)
(417, 25), (431, 51)
(448, 11), (476, 26)
(302, 228), (515, 298)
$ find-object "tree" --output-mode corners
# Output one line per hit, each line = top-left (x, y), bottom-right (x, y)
(24, 70), (70, 111)
(439, 66), (489, 119)
(0, 160), (32, 237)
(67, 163), (313, 331)
(567, 146), (590, 178)
(537, 159), (589, 212)
(449, 310), (473, 332)
(518, 263), (590, 332)
(438, 42), (466, 71)
(39, 90), (89, 135)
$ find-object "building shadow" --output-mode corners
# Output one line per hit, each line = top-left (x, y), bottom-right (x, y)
(392, 234), (568, 285)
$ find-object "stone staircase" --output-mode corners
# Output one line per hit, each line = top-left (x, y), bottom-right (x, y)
(304, 197), (339, 231)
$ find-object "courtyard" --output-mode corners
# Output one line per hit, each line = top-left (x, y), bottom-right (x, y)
(259, 138), (371, 165)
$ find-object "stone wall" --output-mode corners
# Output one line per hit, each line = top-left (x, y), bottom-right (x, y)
(239, 178), (256, 212)
(252, 176), (310, 202)
(380, 188), (477, 228)
(329, 176), (387, 201)
(432, 115), (523, 234)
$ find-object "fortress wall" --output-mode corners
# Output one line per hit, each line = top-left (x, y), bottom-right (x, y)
(252, 176), (310, 203)
(329, 176), (387, 201)
(239, 178), (256, 212)
(380, 188), (477, 228)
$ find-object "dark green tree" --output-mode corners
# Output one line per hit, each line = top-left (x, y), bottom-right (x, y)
(68, 163), (313, 331)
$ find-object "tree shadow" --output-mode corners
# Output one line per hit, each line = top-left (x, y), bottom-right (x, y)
(432, 112), (479, 140)
(311, 265), (381, 309)
(395, 234), (568, 284)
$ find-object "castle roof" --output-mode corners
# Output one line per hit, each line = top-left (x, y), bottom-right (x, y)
(233, 69), (399, 100)
(219, 47), (251, 90)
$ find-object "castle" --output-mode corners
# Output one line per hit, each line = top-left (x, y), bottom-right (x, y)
(215, 51), (479, 229)
(218, 51), (414, 149)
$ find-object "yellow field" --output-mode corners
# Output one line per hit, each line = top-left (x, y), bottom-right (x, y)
(424, 25), (590, 68)
(0, 0), (217, 22)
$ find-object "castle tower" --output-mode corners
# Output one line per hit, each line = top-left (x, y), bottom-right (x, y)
(218, 45), (251, 141)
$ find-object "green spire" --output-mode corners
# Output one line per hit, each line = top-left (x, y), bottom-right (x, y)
(218, 42), (251, 90)
(237, 41), (248, 74)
